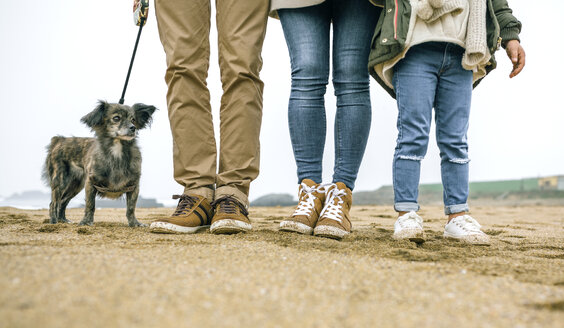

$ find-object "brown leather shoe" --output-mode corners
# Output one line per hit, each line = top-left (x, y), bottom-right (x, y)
(313, 182), (352, 240)
(279, 179), (326, 235)
(149, 194), (212, 234)
(210, 196), (251, 234)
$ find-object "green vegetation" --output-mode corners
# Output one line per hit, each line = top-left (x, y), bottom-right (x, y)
(251, 178), (564, 206)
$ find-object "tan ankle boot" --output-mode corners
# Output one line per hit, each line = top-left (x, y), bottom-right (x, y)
(279, 179), (326, 235)
(313, 182), (352, 240)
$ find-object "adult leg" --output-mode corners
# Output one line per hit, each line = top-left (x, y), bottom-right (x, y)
(154, 0), (215, 202)
(331, 0), (380, 190)
(278, 4), (331, 186)
(215, 0), (269, 206)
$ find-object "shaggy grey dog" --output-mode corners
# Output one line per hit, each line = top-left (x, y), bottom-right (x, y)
(43, 100), (156, 227)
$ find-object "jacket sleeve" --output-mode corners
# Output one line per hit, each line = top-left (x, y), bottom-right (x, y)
(492, 0), (522, 46)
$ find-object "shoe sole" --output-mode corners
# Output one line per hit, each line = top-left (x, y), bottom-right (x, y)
(279, 221), (314, 235)
(443, 231), (491, 245)
(149, 221), (209, 234)
(393, 229), (425, 243)
(313, 225), (349, 240)
(210, 219), (252, 234)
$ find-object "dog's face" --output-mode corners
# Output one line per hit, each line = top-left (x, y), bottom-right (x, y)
(81, 101), (156, 140)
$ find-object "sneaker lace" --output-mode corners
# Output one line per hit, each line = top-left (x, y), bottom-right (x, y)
(455, 215), (482, 232)
(397, 212), (423, 229)
(171, 194), (198, 216)
(319, 184), (346, 223)
(211, 196), (249, 216)
(292, 183), (321, 216)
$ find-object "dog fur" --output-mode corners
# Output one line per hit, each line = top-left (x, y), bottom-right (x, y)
(43, 100), (156, 227)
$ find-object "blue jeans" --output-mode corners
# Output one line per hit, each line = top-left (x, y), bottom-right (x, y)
(278, 0), (379, 190)
(392, 42), (473, 215)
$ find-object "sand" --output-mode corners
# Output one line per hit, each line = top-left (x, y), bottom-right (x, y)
(0, 205), (562, 327)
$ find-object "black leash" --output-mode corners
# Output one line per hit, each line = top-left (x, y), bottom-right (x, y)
(119, 0), (149, 105)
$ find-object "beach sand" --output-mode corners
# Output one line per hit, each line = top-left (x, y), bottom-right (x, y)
(0, 205), (562, 327)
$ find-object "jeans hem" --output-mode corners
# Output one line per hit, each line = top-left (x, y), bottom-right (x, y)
(444, 203), (469, 215)
(394, 202), (420, 212)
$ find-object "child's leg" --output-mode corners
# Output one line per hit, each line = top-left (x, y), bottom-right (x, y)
(392, 43), (443, 214)
(433, 43), (474, 220)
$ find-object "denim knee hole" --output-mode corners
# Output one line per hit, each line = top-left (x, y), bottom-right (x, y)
(398, 155), (424, 161)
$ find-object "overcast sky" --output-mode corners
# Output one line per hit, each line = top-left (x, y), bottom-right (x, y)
(1, 1), (562, 206)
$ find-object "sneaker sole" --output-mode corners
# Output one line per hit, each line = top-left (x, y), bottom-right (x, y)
(279, 220), (314, 235)
(149, 221), (209, 234)
(443, 231), (491, 245)
(313, 225), (349, 240)
(210, 219), (252, 234)
(393, 229), (425, 243)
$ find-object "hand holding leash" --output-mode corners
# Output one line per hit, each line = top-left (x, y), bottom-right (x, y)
(133, 0), (149, 26)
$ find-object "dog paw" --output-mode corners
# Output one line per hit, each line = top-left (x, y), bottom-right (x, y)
(78, 220), (93, 226)
(129, 221), (148, 228)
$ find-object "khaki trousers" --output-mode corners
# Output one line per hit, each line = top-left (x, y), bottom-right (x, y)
(155, 0), (269, 207)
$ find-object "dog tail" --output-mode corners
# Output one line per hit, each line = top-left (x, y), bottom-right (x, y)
(42, 136), (65, 187)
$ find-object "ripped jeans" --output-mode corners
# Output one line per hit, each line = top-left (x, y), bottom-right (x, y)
(392, 42), (473, 215)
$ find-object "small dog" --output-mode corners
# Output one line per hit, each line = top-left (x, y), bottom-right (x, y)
(43, 100), (157, 227)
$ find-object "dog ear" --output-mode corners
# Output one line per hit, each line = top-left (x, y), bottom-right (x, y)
(132, 103), (157, 129)
(81, 100), (108, 128)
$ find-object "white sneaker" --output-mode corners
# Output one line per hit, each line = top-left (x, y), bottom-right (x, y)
(443, 215), (490, 245)
(393, 211), (425, 243)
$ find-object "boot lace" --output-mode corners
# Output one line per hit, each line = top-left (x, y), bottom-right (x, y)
(171, 194), (198, 216)
(211, 196), (248, 216)
(292, 183), (320, 217)
(319, 185), (346, 223)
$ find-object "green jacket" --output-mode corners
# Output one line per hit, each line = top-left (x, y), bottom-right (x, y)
(368, 0), (522, 98)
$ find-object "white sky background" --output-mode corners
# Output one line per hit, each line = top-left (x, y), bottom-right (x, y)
(0, 1), (562, 205)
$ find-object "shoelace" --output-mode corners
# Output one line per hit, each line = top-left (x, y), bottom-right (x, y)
(211, 196), (249, 216)
(292, 183), (321, 216)
(397, 211), (423, 229)
(452, 215), (482, 232)
(171, 194), (198, 216)
(319, 184), (346, 223)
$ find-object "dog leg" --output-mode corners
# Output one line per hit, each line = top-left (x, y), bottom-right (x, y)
(49, 199), (59, 224)
(57, 182), (83, 223)
(126, 187), (145, 227)
(57, 196), (74, 224)
(49, 188), (63, 224)
(79, 183), (97, 226)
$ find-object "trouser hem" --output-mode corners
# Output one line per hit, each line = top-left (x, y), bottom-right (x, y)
(184, 186), (215, 204)
(215, 185), (249, 208)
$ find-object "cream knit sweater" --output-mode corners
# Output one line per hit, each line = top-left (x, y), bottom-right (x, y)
(375, 0), (490, 90)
